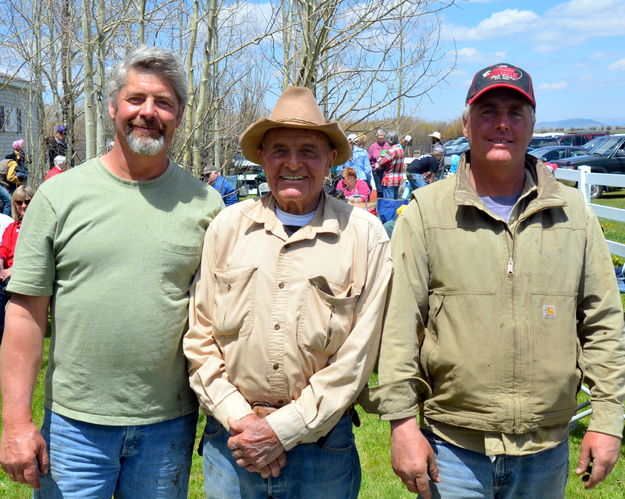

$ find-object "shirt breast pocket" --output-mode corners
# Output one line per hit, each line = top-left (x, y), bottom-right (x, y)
(212, 266), (258, 338)
(297, 276), (357, 355)
(159, 241), (202, 296)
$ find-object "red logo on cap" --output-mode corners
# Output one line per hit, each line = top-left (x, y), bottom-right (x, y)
(483, 66), (521, 81)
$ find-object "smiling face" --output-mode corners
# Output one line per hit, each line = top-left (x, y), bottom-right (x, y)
(258, 128), (336, 215)
(463, 87), (534, 172)
(108, 69), (182, 157)
(14, 196), (31, 220)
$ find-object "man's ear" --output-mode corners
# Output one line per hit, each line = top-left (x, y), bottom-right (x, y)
(176, 106), (185, 127)
(108, 99), (117, 121)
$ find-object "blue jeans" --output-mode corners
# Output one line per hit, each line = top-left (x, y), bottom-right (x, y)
(36, 408), (197, 499)
(0, 185), (11, 216)
(422, 430), (569, 499)
(408, 174), (428, 192)
(202, 413), (360, 498)
(381, 185), (399, 199)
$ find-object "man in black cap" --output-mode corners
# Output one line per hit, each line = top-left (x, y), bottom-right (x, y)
(45, 126), (68, 167)
(372, 63), (625, 498)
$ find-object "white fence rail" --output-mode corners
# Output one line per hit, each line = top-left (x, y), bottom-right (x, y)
(555, 165), (625, 258)
(554, 165), (625, 424)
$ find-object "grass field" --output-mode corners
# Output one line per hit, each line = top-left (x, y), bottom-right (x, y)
(1, 191), (625, 498)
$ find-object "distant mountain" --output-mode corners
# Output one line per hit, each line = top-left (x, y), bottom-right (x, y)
(536, 117), (625, 130)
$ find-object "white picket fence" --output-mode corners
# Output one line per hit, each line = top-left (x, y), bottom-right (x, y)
(554, 165), (625, 424)
(555, 165), (625, 258)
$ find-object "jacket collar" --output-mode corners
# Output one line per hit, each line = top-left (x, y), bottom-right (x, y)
(241, 192), (341, 242)
(454, 151), (566, 216)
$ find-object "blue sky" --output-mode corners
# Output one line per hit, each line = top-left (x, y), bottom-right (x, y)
(416, 0), (625, 124)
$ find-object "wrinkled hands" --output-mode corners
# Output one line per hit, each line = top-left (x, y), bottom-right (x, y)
(0, 421), (49, 489)
(227, 414), (286, 478)
(575, 430), (622, 489)
(390, 418), (439, 499)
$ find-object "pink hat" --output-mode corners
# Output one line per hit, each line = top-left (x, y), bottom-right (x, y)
(12, 139), (24, 150)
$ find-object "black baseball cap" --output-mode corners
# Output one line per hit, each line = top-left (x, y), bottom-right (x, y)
(466, 63), (535, 107)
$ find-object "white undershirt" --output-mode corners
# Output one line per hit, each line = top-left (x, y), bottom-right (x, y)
(275, 206), (315, 227)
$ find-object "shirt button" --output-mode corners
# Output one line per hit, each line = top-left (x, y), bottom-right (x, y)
(226, 284), (231, 291)
(273, 363), (279, 370)
(278, 282), (284, 289)
(274, 324), (280, 330)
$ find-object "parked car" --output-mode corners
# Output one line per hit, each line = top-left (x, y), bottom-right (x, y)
(528, 145), (589, 163)
(527, 135), (559, 150)
(551, 134), (625, 198)
(232, 152), (263, 196)
(581, 135), (610, 153)
(556, 132), (609, 147)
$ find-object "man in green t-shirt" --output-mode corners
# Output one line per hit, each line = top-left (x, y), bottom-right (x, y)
(0, 46), (223, 497)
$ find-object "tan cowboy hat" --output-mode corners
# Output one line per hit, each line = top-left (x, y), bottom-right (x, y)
(239, 86), (350, 166)
(428, 131), (442, 141)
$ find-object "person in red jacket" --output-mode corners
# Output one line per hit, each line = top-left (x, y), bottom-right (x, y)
(44, 155), (68, 181)
(0, 185), (35, 341)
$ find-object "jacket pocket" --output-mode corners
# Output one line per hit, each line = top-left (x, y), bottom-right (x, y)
(422, 291), (496, 415)
(160, 241), (202, 296)
(212, 266), (257, 338)
(530, 293), (579, 419)
(297, 276), (357, 354)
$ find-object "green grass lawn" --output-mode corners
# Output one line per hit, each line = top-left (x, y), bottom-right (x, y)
(1, 191), (624, 498)
(1, 342), (624, 498)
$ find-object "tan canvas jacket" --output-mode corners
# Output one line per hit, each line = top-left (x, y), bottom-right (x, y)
(372, 154), (625, 446)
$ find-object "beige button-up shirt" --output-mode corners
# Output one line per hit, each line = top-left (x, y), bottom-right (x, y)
(184, 193), (392, 450)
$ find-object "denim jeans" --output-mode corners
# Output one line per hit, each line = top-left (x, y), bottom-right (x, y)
(408, 174), (428, 192)
(422, 430), (569, 499)
(202, 413), (361, 498)
(36, 408), (197, 499)
(0, 185), (10, 216)
(381, 185), (399, 199)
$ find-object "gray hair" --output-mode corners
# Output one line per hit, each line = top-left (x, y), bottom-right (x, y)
(107, 46), (188, 113)
(376, 129), (385, 136)
(386, 130), (399, 145)
(462, 103), (536, 123)
(54, 155), (67, 167)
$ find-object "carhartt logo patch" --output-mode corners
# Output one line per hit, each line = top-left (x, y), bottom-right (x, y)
(543, 305), (556, 319)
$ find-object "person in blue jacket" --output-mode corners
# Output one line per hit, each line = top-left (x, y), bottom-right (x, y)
(207, 169), (238, 206)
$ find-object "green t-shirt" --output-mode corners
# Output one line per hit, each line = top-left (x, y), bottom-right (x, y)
(9, 158), (224, 425)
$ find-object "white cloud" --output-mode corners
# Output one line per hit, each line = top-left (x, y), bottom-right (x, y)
(540, 82), (568, 91)
(453, 47), (509, 66)
(446, 1), (625, 52)
(449, 9), (540, 41)
(457, 47), (478, 57)
(608, 58), (625, 71)
(542, 0), (625, 41)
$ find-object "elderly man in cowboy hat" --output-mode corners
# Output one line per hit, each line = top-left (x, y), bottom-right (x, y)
(184, 86), (392, 498)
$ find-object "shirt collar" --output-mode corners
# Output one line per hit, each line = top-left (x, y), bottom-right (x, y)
(242, 192), (341, 242)
(453, 151), (566, 213)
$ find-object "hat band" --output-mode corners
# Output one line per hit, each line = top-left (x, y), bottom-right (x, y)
(274, 118), (327, 126)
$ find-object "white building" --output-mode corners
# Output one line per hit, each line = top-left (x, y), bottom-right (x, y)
(0, 73), (41, 163)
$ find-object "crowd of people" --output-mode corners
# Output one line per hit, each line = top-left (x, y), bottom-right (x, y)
(0, 47), (623, 499)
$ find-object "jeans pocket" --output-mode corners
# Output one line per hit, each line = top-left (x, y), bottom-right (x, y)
(203, 415), (226, 439)
(319, 414), (354, 454)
